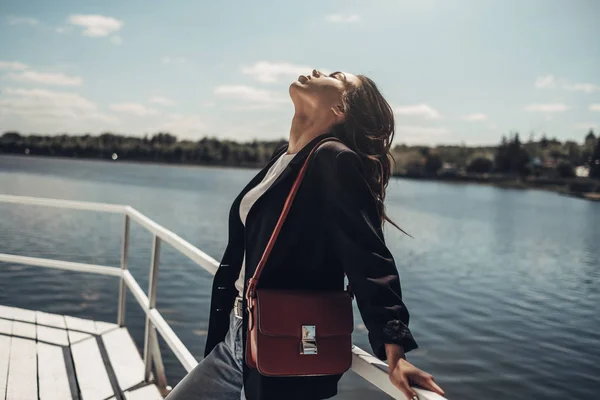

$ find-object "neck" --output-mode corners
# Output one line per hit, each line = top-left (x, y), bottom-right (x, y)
(288, 112), (335, 154)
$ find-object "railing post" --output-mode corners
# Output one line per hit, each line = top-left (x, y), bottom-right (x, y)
(143, 235), (168, 387)
(117, 214), (130, 327)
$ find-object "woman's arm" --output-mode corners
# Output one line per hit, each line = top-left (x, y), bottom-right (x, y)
(386, 343), (445, 399)
(319, 148), (444, 398)
(319, 148), (418, 359)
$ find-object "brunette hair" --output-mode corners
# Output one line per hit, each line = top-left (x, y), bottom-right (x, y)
(331, 75), (410, 236)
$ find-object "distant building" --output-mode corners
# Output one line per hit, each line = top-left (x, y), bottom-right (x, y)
(438, 162), (459, 177)
(575, 166), (590, 178)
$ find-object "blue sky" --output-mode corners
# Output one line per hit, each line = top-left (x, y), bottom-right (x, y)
(0, 0), (598, 146)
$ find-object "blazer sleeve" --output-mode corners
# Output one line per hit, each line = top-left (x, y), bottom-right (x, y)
(320, 149), (418, 360)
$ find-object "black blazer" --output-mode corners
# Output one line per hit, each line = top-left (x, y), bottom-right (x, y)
(204, 132), (418, 400)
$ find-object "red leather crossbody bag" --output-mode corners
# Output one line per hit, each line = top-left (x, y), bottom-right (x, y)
(245, 137), (354, 377)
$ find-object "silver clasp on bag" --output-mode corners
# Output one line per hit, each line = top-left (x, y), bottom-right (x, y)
(301, 325), (317, 355)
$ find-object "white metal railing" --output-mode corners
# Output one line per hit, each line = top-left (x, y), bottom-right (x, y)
(0, 194), (446, 400)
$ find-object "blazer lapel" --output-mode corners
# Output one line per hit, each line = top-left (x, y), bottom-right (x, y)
(229, 145), (292, 226)
(247, 132), (337, 211)
(240, 131), (339, 236)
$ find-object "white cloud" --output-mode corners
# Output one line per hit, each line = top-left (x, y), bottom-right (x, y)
(241, 61), (315, 83)
(7, 16), (39, 26)
(0, 61), (29, 70)
(214, 85), (287, 104)
(0, 88), (118, 124)
(68, 14), (123, 37)
(109, 103), (159, 116)
(7, 70), (83, 86)
(393, 104), (441, 119)
(149, 96), (175, 106)
(463, 113), (488, 121)
(535, 75), (556, 89)
(325, 14), (360, 23)
(160, 114), (207, 136)
(590, 104), (600, 112)
(535, 74), (599, 93)
(110, 35), (123, 45)
(162, 57), (187, 65)
(564, 83), (600, 93)
(524, 103), (569, 113)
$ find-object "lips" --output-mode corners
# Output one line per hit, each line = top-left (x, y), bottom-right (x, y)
(298, 75), (308, 84)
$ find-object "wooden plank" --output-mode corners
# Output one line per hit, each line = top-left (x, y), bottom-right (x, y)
(0, 318), (12, 335)
(6, 337), (37, 400)
(36, 311), (66, 329)
(37, 325), (69, 346)
(0, 305), (12, 320)
(71, 336), (114, 400)
(124, 385), (163, 400)
(0, 305), (36, 323)
(37, 342), (72, 400)
(65, 315), (97, 334)
(102, 327), (144, 391)
(66, 315), (95, 344)
(95, 320), (118, 335)
(0, 335), (11, 398)
(11, 321), (36, 339)
(68, 330), (93, 344)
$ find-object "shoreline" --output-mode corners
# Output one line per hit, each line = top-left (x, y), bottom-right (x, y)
(393, 173), (600, 201)
(0, 153), (260, 172)
(2, 153), (599, 201)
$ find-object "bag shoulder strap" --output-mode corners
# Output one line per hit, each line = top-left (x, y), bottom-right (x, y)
(245, 136), (343, 301)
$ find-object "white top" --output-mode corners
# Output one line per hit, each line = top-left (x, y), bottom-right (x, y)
(234, 151), (296, 296)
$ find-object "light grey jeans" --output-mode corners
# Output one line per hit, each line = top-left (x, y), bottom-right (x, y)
(166, 310), (246, 400)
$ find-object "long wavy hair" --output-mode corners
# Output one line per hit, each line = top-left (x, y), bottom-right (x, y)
(331, 75), (410, 236)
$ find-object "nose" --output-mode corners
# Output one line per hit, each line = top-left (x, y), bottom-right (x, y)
(312, 69), (320, 78)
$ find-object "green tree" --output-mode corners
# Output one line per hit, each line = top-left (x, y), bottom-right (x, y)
(563, 141), (580, 165)
(494, 133), (530, 175)
(585, 129), (596, 147)
(424, 153), (442, 175)
(590, 139), (600, 179)
(556, 162), (575, 178)
(467, 157), (493, 173)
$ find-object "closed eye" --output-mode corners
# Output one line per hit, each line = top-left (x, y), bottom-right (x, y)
(329, 71), (347, 82)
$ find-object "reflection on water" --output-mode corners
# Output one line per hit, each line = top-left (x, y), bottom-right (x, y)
(1, 155), (599, 400)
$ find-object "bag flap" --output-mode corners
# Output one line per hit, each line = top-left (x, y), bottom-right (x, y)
(255, 289), (354, 338)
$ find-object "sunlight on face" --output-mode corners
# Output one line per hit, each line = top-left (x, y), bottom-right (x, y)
(290, 70), (360, 109)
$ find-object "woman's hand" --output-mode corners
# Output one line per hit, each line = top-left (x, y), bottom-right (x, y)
(389, 358), (445, 400)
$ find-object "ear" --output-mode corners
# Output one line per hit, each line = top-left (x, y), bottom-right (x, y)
(331, 103), (345, 119)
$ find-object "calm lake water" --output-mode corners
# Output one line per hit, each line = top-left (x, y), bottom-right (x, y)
(1, 154), (599, 400)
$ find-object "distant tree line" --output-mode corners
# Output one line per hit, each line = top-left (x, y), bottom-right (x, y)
(1, 129), (599, 180)
(0, 131), (287, 168)
(392, 129), (599, 180)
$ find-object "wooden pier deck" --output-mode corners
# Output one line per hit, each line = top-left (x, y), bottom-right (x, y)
(0, 305), (163, 400)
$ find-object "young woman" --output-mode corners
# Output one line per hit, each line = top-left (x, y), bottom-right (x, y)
(166, 70), (445, 400)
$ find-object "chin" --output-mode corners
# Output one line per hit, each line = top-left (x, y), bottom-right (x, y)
(289, 81), (302, 96)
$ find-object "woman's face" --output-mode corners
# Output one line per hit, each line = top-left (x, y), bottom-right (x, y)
(289, 69), (360, 110)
